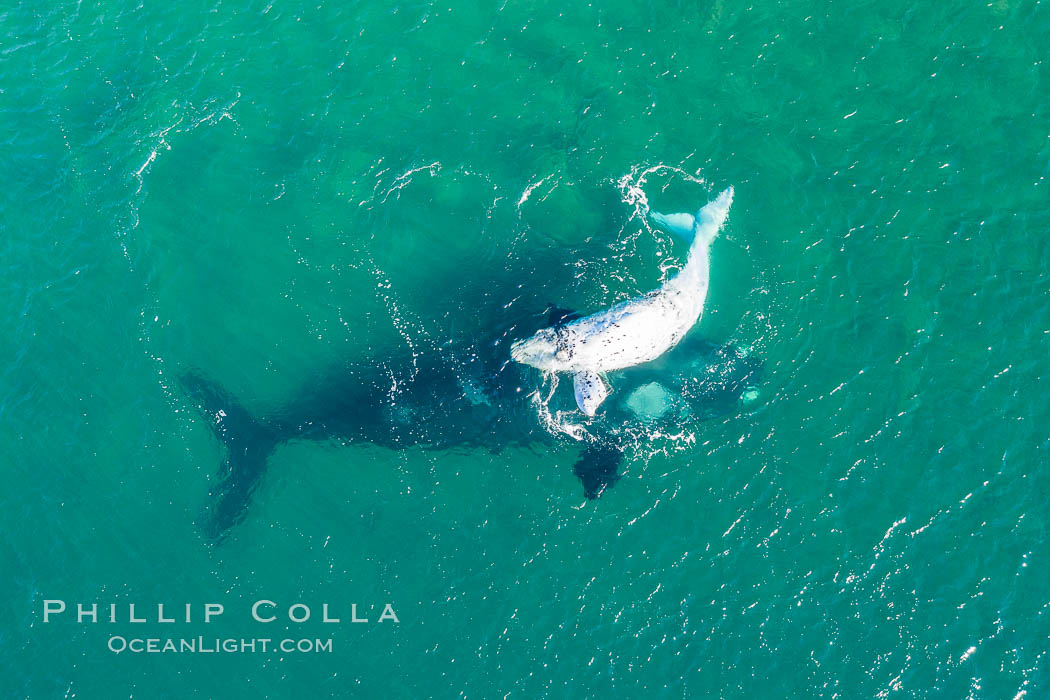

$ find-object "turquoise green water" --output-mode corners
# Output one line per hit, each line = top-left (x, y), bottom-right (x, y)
(3, 0), (1049, 696)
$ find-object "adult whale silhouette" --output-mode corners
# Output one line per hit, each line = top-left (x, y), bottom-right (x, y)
(180, 186), (756, 541)
(511, 188), (733, 416)
(181, 327), (759, 541)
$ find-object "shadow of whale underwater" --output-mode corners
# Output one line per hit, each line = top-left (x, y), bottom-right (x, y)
(181, 310), (761, 542)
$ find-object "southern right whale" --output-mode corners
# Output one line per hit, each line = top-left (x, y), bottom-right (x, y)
(181, 326), (760, 542)
(179, 185), (757, 541)
(511, 188), (734, 415)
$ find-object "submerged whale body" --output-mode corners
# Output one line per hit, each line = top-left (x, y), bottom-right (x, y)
(179, 185), (758, 541)
(181, 331), (760, 541)
(511, 188), (734, 415)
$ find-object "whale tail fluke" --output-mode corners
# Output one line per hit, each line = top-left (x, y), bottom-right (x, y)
(649, 211), (698, 242)
(180, 372), (278, 543)
(692, 186), (733, 246)
(650, 186), (734, 246)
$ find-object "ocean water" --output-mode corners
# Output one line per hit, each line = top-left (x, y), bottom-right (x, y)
(2, 0), (1049, 696)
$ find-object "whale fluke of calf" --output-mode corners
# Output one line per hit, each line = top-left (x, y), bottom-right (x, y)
(511, 187), (734, 415)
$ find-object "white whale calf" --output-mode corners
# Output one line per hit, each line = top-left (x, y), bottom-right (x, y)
(511, 187), (734, 415)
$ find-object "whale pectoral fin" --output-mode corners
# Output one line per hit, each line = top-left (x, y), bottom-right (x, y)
(573, 443), (623, 499)
(546, 303), (581, 327)
(650, 211), (696, 243)
(573, 371), (609, 416)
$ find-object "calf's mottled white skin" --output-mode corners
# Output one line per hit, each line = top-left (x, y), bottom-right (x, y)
(511, 187), (734, 416)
